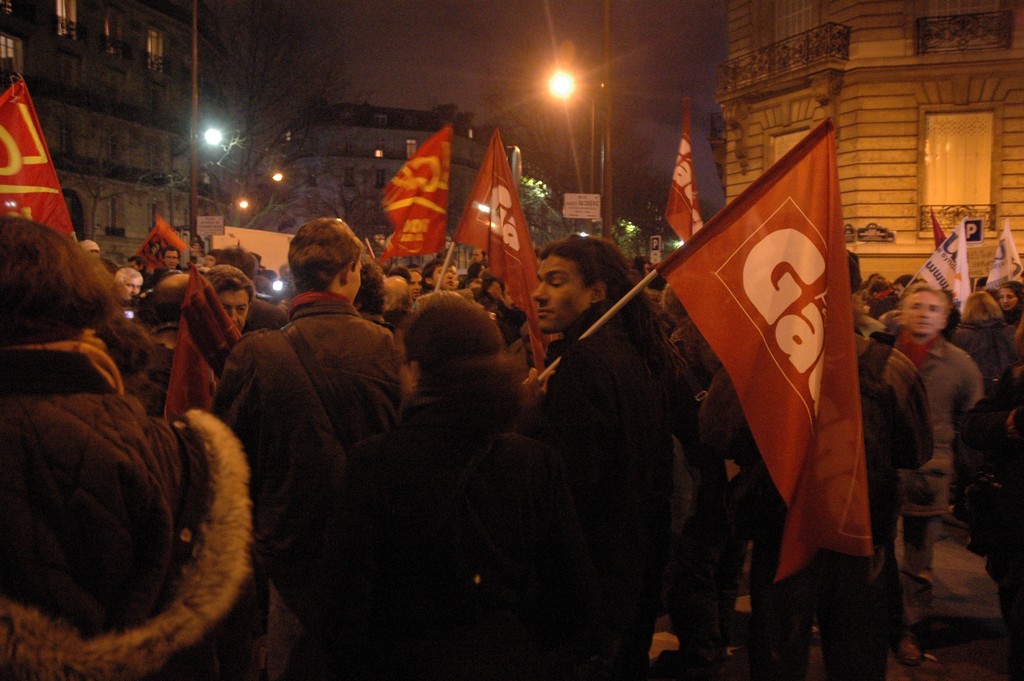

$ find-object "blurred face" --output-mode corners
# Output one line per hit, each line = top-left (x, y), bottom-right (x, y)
(892, 282), (906, 297)
(901, 290), (949, 343)
(115, 271), (143, 302)
(219, 289), (251, 331)
(997, 287), (1019, 312)
(409, 270), (423, 299)
(163, 249), (180, 268)
(442, 265), (458, 291)
(204, 254), (217, 268)
(533, 255), (604, 334)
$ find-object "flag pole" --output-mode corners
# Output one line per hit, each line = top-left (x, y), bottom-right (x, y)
(435, 240), (456, 293)
(537, 267), (661, 382)
(364, 237), (375, 260)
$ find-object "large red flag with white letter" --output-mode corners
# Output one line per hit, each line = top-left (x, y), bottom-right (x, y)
(658, 120), (871, 580)
(380, 125), (452, 261)
(454, 130), (546, 368)
(0, 80), (74, 234)
(665, 98), (703, 240)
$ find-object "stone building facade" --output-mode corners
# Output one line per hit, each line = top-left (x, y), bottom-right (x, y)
(718, 0), (1024, 278)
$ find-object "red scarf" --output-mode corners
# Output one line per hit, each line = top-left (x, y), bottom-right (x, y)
(288, 291), (352, 319)
(896, 329), (939, 369)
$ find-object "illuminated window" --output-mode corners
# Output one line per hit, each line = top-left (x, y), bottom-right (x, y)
(406, 138), (418, 158)
(776, 0), (813, 39)
(147, 28), (164, 72)
(103, 7), (126, 56)
(56, 0), (77, 37)
(374, 140), (385, 158)
(923, 112), (993, 205)
(0, 33), (22, 73)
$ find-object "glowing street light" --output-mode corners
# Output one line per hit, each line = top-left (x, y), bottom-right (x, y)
(548, 70), (576, 100)
(203, 127), (224, 146)
(271, 171), (284, 182)
(237, 198), (250, 210)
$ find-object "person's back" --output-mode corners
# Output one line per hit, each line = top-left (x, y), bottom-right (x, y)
(321, 297), (596, 680)
(952, 291), (1017, 395)
(0, 218), (252, 680)
(214, 217), (400, 680)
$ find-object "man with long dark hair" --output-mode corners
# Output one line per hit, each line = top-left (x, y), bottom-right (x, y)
(529, 234), (676, 680)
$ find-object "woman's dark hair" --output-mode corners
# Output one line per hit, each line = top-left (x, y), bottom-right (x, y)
(0, 217), (153, 375)
(354, 260), (386, 316)
(0, 217), (121, 344)
(400, 295), (522, 431)
(539, 234), (675, 374)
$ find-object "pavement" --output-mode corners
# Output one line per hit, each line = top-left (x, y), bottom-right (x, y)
(649, 518), (1010, 680)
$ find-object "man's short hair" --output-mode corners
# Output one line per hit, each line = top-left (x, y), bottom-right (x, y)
(205, 264), (255, 301)
(214, 246), (259, 279)
(159, 246), (180, 258)
(288, 218), (362, 293)
(421, 258), (444, 283)
(901, 282), (952, 314)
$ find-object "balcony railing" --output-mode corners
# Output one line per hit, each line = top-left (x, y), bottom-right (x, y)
(147, 52), (164, 72)
(0, 0), (35, 22)
(54, 16), (82, 40)
(916, 11), (1012, 54)
(101, 35), (132, 59)
(919, 204), (995, 234)
(718, 22), (850, 93)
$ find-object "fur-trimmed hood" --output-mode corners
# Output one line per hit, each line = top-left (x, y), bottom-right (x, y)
(0, 410), (252, 681)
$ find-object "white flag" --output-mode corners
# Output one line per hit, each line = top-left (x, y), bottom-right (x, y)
(916, 219), (971, 310)
(986, 219), (1022, 288)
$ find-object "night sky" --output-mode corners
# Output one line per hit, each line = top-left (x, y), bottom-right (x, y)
(321, 0), (728, 215)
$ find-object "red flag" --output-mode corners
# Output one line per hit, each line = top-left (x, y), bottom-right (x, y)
(0, 80), (73, 234)
(930, 208), (947, 250)
(454, 130), (546, 368)
(665, 98), (703, 240)
(165, 266), (241, 417)
(658, 120), (871, 580)
(136, 214), (188, 270)
(380, 125), (452, 261)
(180, 264), (241, 376)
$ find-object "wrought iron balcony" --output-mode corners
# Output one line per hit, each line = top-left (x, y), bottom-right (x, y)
(919, 204), (995, 233)
(147, 52), (164, 73)
(916, 11), (1012, 54)
(101, 35), (132, 59)
(718, 22), (850, 94)
(53, 16), (82, 41)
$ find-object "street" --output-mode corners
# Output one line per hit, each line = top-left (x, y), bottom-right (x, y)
(651, 518), (1009, 680)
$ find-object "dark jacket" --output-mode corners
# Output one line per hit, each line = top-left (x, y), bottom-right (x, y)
(244, 297), (288, 333)
(213, 298), (401, 631)
(531, 303), (674, 656)
(952, 319), (1018, 396)
(321, 396), (598, 680)
(0, 349), (252, 680)
(961, 362), (1024, 570)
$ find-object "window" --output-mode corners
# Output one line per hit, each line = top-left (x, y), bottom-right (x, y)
(375, 168), (387, 188)
(107, 196), (119, 230)
(406, 138), (418, 158)
(0, 33), (22, 74)
(147, 28), (164, 72)
(923, 112), (993, 205)
(56, 0), (77, 38)
(103, 7), (127, 56)
(770, 129), (808, 163)
(374, 140), (384, 158)
(57, 119), (71, 153)
(343, 166), (355, 186)
(926, 0), (998, 16)
(374, 113), (387, 126)
(775, 0), (813, 40)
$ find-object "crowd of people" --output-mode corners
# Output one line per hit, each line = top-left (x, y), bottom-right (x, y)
(1, 215), (1022, 681)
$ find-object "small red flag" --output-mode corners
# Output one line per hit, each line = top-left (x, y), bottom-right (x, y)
(454, 130), (546, 368)
(930, 208), (947, 250)
(0, 80), (74, 234)
(665, 98), (703, 240)
(136, 214), (188, 270)
(380, 125), (452, 261)
(658, 120), (871, 580)
(165, 266), (241, 417)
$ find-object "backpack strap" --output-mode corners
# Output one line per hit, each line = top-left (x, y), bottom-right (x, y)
(284, 322), (361, 449)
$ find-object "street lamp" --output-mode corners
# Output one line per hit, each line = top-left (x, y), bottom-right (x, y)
(548, 69), (603, 236)
(204, 127), (224, 146)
